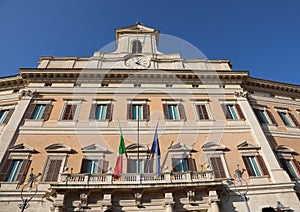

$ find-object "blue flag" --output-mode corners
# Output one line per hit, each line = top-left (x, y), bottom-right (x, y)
(150, 124), (161, 176)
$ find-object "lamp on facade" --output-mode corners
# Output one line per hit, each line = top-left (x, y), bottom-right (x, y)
(19, 168), (41, 212)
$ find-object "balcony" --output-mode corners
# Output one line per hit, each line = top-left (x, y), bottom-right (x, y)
(51, 170), (221, 190)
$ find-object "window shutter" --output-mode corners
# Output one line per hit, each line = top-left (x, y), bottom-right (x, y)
(187, 158), (197, 171)
(106, 104), (113, 121)
(42, 104), (53, 121)
(16, 159), (31, 184)
(279, 159), (294, 178)
(127, 159), (134, 173)
(103, 161), (109, 173)
(291, 159), (300, 176)
(235, 104), (245, 119)
(163, 104), (169, 120)
(178, 104), (186, 121)
(289, 113), (300, 127)
(98, 159), (104, 173)
(266, 110), (277, 125)
(210, 157), (226, 178)
(254, 109), (264, 124)
(62, 105), (72, 120)
(221, 104), (230, 119)
(127, 104), (132, 120)
(242, 156), (253, 177)
(256, 155), (269, 176)
(80, 159), (89, 173)
(144, 158), (153, 173)
(0, 159), (12, 181)
(44, 159), (62, 182)
(142, 104), (149, 121)
(171, 158), (178, 172)
(24, 104), (36, 119)
(197, 104), (209, 120)
(89, 104), (97, 119)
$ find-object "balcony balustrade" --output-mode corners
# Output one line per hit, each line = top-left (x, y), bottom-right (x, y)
(58, 170), (214, 186)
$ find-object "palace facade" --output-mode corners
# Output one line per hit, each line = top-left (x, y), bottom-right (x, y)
(0, 23), (299, 212)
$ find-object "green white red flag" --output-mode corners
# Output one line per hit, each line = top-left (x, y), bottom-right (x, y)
(114, 128), (126, 179)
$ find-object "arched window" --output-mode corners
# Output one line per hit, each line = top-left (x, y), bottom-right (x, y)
(132, 40), (142, 53)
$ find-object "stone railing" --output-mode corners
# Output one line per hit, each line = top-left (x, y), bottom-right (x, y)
(59, 170), (214, 185)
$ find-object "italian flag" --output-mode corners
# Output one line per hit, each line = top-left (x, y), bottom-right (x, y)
(114, 128), (126, 179)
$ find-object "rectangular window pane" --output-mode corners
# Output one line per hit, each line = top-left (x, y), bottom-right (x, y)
(132, 105), (143, 120)
(285, 160), (299, 178)
(0, 110), (9, 124)
(62, 104), (77, 120)
(168, 105), (180, 120)
(226, 105), (238, 120)
(279, 112), (293, 127)
(247, 156), (261, 176)
(87, 160), (98, 174)
(257, 110), (269, 124)
(32, 104), (46, 120)
(7, 160), (23, 182)
(95, 104), (107, 120)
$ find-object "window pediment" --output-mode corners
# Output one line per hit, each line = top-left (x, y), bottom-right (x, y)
(9, 143), (37, 153)
(45, 143), (73, 153)
(168, 143), (197, 153)
(275, 145), (297, 155)
(237, 141), (260, 150)
(202, 142), (229, 152)
(82, 144), (112, 154)
(126, 144), (149, 153)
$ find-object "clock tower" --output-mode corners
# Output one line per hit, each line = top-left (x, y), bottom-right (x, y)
(114, 22), (161, 55)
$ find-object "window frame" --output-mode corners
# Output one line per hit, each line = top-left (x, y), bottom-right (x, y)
(221, 102), (245, 120)
(162, 100), (186, 121)
(132, 39), (142, 54)
(127, 99), (149, 121)
(89, 99), (113, 121)
(0, 105), (15, 125)
(192, 100), (213, 120)
(202, 142), (230, 179)
(253, 106), (277, 126)
(60, 99), (82, 121)
(276, 108), (300, 128)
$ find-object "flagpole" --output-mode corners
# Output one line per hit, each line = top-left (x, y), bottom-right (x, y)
(137, 105), (140, 174)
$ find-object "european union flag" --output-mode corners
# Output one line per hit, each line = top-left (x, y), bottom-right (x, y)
(150, 124), (161, 176)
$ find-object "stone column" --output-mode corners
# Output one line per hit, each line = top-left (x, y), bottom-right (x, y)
(208, 190), (219, 212)
(164, 192), (174, 212)
(0, 91), (33, 164)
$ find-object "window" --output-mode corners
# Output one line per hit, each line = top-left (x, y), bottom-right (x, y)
(25, 103), (53, 121)
(127, 102), (149, 121)
(253, 108), (277, 125)
(132, 40), (142, 53)
(277, 110), (300, 127)
(61, 100), (82, 121)
(0, 108), (14, 125)
(242, 155), (269, 177)
(81, 159), (109, 174)
(172, 157), (196, 172)
(221, 103), (245, 120)
(168, 143), (197, 173)
(275, 145), (300, 179)
(43, 143), (72, 182)
(89, 103), (112, 121)
(0, 110), (9, 124)
(43, 158), (62, 182)
(202, 142), (230, 179)
(126, 144), (152, 173)
(127, 159), (145, 173)
(0, 159), (31, 183)
(279, 159), (300, 179)
(163, 102), (186, 121)
(209, 157), (226, 178)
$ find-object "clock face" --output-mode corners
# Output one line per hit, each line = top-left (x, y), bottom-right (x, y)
(125, 56), (150, 69)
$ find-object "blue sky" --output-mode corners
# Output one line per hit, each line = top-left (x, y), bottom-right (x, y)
(0, 1), (299, 85)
